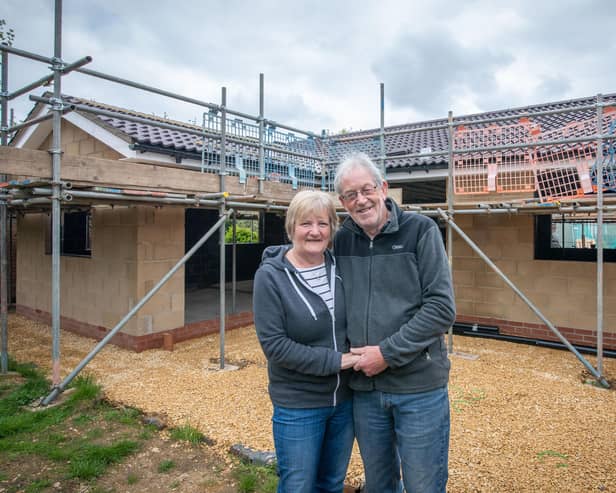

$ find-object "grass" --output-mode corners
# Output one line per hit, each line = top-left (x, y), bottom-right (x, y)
(233, 462), (278, 493)
(103, 406), (141, 425)
(68, 373), (101, 401)
(68, 440), (140, 479)
(158, 459), (176, 473)
(138, 426), (156, 440)
(126, 471), (139, 484)
(169, 423), (206, 444)
(450, 385), (486, 412)
(0, 358), (143, 488)
(73, 412), (95, 425)
(24, 478), (53, 492)
(537, 449), (569, 468)
(0, 357), (274, 492)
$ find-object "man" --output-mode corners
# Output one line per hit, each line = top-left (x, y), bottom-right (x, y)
(333, 152), (456, 493)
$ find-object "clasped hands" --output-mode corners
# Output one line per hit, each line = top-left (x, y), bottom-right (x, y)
(341, 346), (388, 377)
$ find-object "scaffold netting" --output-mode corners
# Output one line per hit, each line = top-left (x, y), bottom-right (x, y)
(453, 120), (536, 194)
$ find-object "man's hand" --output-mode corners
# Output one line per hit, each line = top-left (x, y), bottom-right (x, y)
(340, 352), (361, 370)
(351, 346), (388, 377)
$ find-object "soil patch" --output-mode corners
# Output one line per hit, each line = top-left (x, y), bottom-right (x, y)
(0, 384), (238, 493)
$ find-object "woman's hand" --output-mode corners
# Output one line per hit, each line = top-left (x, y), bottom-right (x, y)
(340, 352), (361, 370)
(351, 346), (388, 377)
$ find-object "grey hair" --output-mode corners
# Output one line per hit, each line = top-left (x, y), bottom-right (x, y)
(333, 152), (384, 194)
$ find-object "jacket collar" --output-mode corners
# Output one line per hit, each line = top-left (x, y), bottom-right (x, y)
(261, 244), (335, 272)
(342, 197), (401, 238)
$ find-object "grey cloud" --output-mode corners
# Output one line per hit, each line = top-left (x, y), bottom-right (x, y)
(4, 0), (613, 131)
(518, 0), (616, 53)
(80, 0), (360, 79)
(536, 75), (572, 101)
(232, 90), (333, 132)
(371, 31), (513, 115)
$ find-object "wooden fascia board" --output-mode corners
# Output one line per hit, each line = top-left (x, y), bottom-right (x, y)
(12, 104), (50, 149)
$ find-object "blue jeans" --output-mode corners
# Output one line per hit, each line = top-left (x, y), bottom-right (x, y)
(354, 387), (450, 493)
(272, 399), (354, 493)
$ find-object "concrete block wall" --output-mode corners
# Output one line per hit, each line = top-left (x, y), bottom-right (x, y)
(16, 208), (139, 332)
(452, 213), (616, 348)
(95, 207), (139, 333)
(15, 215), (49, 311)
(134, 207), (185, 337)
(40, 120), (124, 160)
(15, 205), (185, 343)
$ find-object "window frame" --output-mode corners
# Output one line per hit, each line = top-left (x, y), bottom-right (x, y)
(534, 214), (616, 262)
(45, 209), (92, 258)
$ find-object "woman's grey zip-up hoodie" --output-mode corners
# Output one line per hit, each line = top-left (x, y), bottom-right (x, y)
(253, 245), (352, 408)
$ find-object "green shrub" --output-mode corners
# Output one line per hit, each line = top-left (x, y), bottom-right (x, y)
(225, 225), (259, 243)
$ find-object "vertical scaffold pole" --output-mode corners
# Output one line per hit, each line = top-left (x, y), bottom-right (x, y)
(258, 73), (265, 194)
(446, 110), (454, 353)
(50, 0), (63, 385)
(220, 87), (226, 191)
(219, 204), (226, 369)
(595, 94), (604, 376)
(231, 211), (237, 314)
(1, 45), (9, 374)
(219, 87), (227, 369)
(200, 112), (207, 173)
(379, 83), (385, 177)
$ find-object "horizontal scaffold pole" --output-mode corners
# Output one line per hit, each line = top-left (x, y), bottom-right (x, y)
(0, 43), (54, 64)
(73, 67), (318, 138)
(8, 55), (92, 101)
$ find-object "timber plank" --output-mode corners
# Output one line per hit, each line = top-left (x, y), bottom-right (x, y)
(0, 147), (298, 201)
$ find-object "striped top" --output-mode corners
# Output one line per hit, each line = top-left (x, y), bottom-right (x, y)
(297, 263), (334, 315)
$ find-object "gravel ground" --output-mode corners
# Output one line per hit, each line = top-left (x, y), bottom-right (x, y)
(6, 314), (616, 492)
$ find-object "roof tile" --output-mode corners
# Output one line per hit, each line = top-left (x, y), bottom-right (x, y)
(57, 92), (616, 170)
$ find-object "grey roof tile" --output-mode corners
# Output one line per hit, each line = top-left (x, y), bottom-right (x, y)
(46, 92), (616, 171)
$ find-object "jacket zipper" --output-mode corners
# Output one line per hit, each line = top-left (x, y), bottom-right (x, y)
(287, 261), (340, 406)
(364, 239), (373, 345)
(330, 263), (340, 407)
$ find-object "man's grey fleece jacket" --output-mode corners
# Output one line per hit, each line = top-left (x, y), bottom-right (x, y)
(333, 198), (456, 394)
(253, 246), (351, 408)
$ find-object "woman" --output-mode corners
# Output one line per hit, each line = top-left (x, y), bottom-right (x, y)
(253, 190), (357, 493)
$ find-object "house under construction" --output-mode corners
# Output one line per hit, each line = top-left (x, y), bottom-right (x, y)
(1, 5), (614, 391)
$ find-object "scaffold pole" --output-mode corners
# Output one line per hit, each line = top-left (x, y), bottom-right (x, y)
(437, 208), (610, 389)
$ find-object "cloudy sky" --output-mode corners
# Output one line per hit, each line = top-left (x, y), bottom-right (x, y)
(1, 0), (615, 134)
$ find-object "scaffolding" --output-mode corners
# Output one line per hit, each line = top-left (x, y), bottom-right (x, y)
(0, 0), (323, 401)
(1, 0), (614, 404)
(321, 98), (614, 387)
(453, 119), (536, 195)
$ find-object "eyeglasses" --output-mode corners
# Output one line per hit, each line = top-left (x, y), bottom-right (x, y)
(339, 185), (379, 202)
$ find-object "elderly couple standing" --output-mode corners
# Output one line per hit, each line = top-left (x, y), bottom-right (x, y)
(253, 153), (456, 493)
